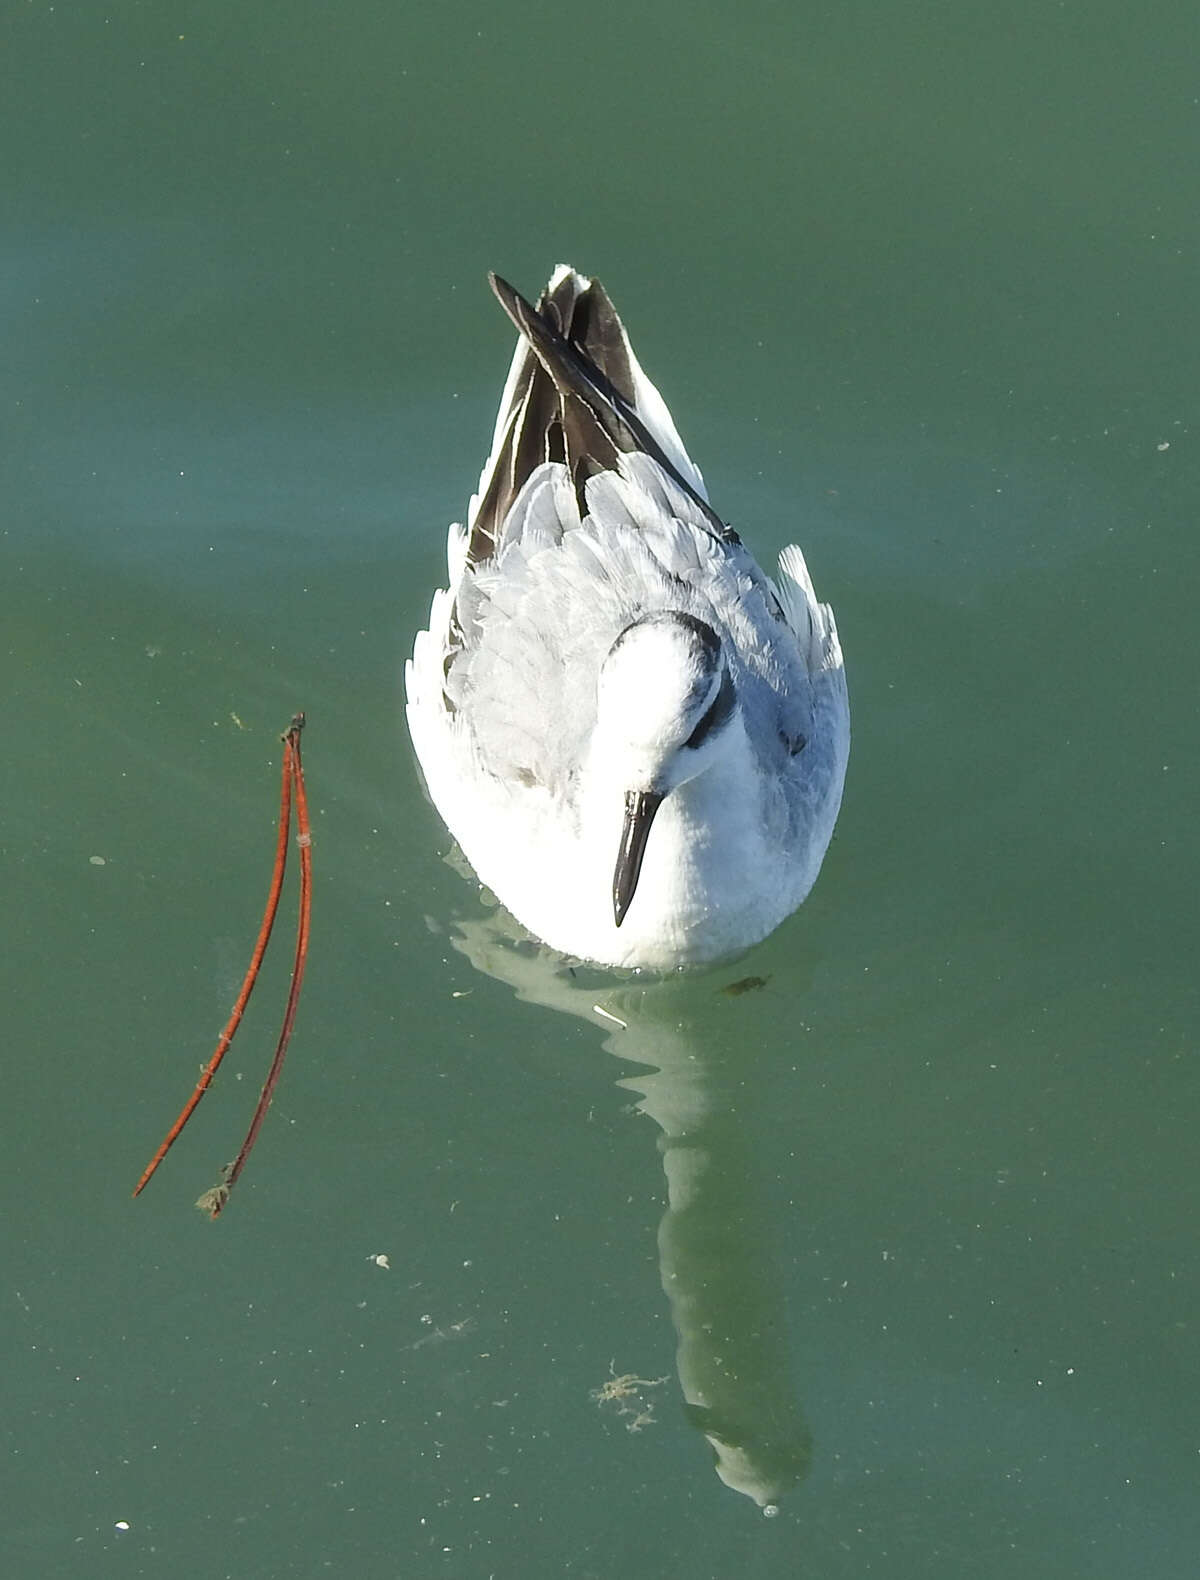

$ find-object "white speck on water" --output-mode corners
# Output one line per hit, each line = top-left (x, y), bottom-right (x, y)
(592, 1004), (627, 1028)
(89, 856), (106, 866)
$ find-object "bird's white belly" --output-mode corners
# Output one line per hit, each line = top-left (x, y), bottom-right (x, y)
(454, 752), (806, 970)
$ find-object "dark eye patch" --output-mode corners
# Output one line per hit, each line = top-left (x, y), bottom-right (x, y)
(684, 666), (735, 750)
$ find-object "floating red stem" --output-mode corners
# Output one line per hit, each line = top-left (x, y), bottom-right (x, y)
(133, 713), (310, 1213)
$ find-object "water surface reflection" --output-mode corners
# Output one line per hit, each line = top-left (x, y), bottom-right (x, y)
(452, 915), (812, 1511)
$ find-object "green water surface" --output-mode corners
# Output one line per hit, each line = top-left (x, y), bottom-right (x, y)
(3, 2), (1198, 1576)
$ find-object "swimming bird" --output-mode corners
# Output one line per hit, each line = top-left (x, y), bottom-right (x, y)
(406, 266), (849, 969)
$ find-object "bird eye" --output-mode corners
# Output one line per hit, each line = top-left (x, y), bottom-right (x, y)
(684, 668), (735, 750)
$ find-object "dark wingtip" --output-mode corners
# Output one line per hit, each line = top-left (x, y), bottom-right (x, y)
(488, 272), (536, 336)
(485, 268), (737, 547)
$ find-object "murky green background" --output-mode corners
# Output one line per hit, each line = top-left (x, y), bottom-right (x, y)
(4, 2), (1198, 1575)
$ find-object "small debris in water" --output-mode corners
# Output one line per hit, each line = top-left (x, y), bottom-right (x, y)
(721, 974), (771, 996)
(590, 1363), (669, 1432)
(592, 1004), (627, 1028)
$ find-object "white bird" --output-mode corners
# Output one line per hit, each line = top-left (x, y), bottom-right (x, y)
(406, 266), (849, 969)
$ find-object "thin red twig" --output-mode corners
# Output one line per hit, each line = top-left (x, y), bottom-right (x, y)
(132, 727), (296, 1198)
(206, 715), (312, 1218)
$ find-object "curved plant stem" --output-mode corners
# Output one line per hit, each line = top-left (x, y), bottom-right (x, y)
(208, 715), (312, 1218)
(133, 727), (296, 1198)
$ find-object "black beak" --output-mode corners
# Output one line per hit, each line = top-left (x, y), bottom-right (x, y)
(613, 789), (664, 927)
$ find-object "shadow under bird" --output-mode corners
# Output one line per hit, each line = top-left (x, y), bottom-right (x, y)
(406, 266), (849, 969)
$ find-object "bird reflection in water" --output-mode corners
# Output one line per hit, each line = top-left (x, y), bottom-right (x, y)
(450, 912), (813, 1513)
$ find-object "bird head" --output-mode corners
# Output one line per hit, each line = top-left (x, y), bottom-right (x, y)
(594, 612), (737, 927)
